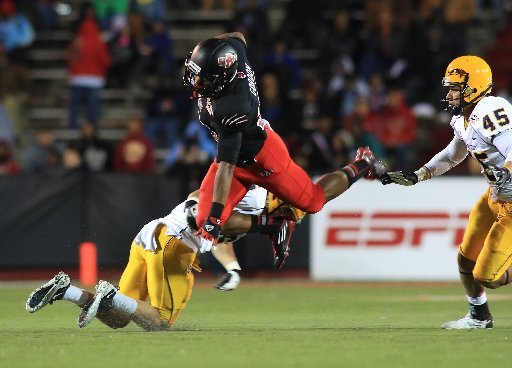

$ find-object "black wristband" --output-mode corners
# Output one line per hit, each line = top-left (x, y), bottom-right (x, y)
(209, 202), (224, 219)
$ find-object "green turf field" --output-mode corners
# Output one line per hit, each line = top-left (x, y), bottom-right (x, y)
(1, 280), (511, 368)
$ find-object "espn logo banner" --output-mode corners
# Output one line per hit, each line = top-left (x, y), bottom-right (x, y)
(325, 211), (468, 247)
(311, 178), (487, 280)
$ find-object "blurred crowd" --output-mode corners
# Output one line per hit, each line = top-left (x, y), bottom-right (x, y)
(0, 0), (511, 186)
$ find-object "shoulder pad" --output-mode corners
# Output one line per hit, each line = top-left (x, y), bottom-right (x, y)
(470, 96), (512, 138)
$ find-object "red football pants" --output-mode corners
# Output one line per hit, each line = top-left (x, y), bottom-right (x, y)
(197, 128), (326, 227)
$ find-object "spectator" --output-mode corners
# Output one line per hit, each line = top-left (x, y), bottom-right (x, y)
(280, 0), (325, 48)
(36, 0), (57, 30)
(132, 0), (166, 25)
(1, 57), (31, 143)
(23, 129), (63, 174)
(300, 115), (336, 174)
(67, 17), (111, 129)
(165, 119), (216, 169)
(107, 23), (136, 88)
(367, 72), (387, 112)
(318, 10), (358, 83)
(296, 79), (330, 132)
(92, 0), (130, 32)
(231, 0), (270, 64)
(359, 1), (411, 80)
(0, 139), (19, 175)
(259, 37), (302, 92)
(0, 99), (14, 146)
(113, 118), (155, 173)
(165, 119), (216, 197)
(132, 21), (175, 85)
(62, 143), (83, 172)
(374, 88), (418, 170)
(343, 97), (384, 157)
(77, 121), (113, 172)
(145, 76), (189, 149)
(259, 71), (292, 136)
(0, 0), (34, 65)
(336, 74), (369, 118)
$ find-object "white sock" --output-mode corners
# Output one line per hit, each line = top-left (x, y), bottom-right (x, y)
(112, 292), (138, 316)
(62, 285), (89, 306)
(225, 261), (241, 272)
(467, 293), (487, 305)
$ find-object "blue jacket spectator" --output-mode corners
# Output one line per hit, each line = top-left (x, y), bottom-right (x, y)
(0, 0), (34, 62)
(164, 120), (216, 169)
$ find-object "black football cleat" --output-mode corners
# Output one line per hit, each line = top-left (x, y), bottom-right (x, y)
(270, 220), (296, 270)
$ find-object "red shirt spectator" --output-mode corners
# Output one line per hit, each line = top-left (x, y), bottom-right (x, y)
(67, 18), (111, 78)
(114, 118), (155, 173)
(0, 140), (20, 175)
(374, 89), (417, 147)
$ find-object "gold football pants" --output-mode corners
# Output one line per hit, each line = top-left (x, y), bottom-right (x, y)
(460, 189), (512, 282)
(118, 224), (199, 325)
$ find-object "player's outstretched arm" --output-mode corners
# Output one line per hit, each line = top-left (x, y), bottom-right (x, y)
(381, 137), (468, 186)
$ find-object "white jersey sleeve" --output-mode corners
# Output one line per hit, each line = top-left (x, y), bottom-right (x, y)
(424, 136), (468, 177)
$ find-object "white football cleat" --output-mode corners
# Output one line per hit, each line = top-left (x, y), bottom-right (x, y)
(441, 313), (493, 329)
(26, 271), (71, 313)
(214, 270), (241, 291)
(77, 280), (116, 328)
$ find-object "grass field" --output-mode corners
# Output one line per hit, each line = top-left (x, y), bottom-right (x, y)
(1, 279), (511, 368)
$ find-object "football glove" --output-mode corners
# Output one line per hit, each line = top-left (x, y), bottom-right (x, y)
(199, 216), (221, 243)
(380, 171), (419, 186)
(198, 237), (216, 253)
(488, 165), (511, 187)
(354, 146), (386, 180)
(214, 270), (241, 291)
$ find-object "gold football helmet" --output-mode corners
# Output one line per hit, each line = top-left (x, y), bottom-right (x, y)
(442, 55), (492, 111)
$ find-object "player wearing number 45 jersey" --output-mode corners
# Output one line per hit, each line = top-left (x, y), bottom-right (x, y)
(183, 32), (385, 254)
(381, 55), (512, 329)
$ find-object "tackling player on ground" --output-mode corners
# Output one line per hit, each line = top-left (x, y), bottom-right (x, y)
(183, 32), (385, 254)
(25, 186), (304, 331)
(381, 55), (512, 329)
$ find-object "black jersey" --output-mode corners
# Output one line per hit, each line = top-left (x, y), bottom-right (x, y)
(197, 37), (267, 166)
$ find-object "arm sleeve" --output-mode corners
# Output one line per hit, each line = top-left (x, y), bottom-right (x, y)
(492, 130), (512, 162)
(424, 136), (468, 177)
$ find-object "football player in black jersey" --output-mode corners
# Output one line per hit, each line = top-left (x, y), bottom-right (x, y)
(183, 32), (384, 264)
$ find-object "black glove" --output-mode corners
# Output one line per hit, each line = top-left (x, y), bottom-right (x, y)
(184, 199), (198, 231)
(380, 171), (419, 186)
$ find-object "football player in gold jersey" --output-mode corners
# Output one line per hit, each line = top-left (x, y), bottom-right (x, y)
(26, 187), (304, 331)
(382, 55), (512, 329)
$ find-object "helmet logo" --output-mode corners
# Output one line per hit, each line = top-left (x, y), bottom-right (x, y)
(218, 52), (237, 69)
